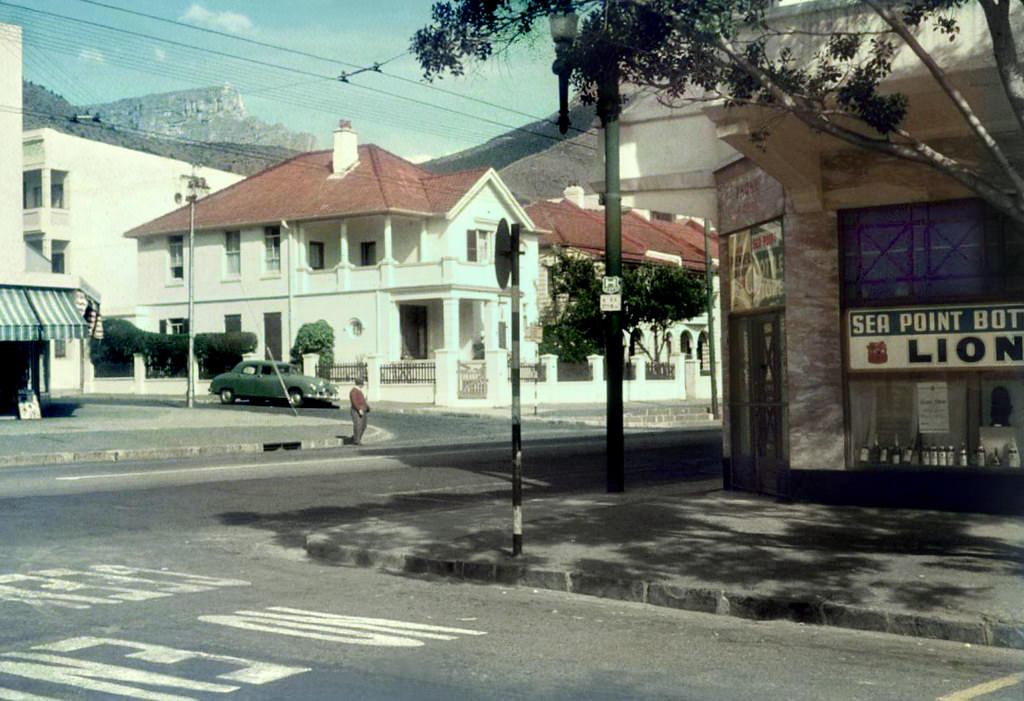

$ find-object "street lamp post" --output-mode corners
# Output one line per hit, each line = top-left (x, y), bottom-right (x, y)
(551, 8), (625, 493)
(181, 169), (209, 408)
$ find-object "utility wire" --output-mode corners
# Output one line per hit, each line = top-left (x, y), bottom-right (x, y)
(67, 0), (591, 137)
(0, 1), (597, 152)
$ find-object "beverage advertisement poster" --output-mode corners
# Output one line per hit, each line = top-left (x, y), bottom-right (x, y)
(728, 220), (784, 311)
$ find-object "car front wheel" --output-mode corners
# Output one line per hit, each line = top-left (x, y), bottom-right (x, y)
(219, 388), (235, 404)
(287, 389), (303, 408)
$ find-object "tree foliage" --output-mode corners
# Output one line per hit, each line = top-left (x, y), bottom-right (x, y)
(290, 319), (335, 367)
(412, 0), (1024, 225)
(538, 249), (706, 361)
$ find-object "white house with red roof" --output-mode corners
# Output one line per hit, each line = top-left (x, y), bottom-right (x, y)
(525, 186), (722, 400)
(126, 122), (539, 406)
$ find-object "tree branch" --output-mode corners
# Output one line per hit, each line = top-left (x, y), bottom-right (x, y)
(862, 0), (1024, 205)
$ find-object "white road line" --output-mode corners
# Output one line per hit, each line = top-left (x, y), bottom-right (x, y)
(55, 455), (392, 481)
(937, 672), (1024, 700)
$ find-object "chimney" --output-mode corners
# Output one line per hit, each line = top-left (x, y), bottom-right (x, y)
(332, 120), (358, 174)
(563, 184), (585, 208)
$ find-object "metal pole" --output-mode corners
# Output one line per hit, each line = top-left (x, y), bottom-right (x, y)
(704, 219), (719, 419)
(510, 223), (523, 556)
(600, 67), (624, 494)
(187, 192), (195, 409)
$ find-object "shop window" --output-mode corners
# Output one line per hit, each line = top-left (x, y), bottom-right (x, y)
(54, 339), (66, 358)
(849, 374), (1022, 470)
(841, 198), (1024, 305)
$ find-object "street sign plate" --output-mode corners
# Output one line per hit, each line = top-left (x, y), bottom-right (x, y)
(600, 293), (621, 312)
(602, 276), (622, 294)
(494, 218), (511, 289)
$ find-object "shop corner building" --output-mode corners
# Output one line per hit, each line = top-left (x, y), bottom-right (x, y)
(619, 1), (1024, 513)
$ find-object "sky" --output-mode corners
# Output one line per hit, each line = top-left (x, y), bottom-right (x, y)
(2, 0), (564, 162)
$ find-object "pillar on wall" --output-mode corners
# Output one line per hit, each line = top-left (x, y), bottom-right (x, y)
(485, 348), (508, 406)
(630, 354), (647, 402)
(433, 348), (458, 406)
(366, 354), (382, 402)
(587, 354), (603, 395)
(671, 353), (686, 400)
(133, 353), (145, 395)
(302, 353), (320, 378)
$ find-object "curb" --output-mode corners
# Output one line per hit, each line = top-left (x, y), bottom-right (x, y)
(304, 535), (1024, 651)
(0, 438), (347, 468)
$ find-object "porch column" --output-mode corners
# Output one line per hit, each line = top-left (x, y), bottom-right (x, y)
(41, 168), (51, 209)
(338, 220), (350, 290)
(382, 215), (394, 286)
(390, 301), (402, 359)
(483, 299), (499, 349)
(442, 298), (459, 351)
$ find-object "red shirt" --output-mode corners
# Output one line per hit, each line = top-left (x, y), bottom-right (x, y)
(349, 386), (368, 412)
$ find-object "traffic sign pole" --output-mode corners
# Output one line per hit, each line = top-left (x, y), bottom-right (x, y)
(510, 222), (523, 557)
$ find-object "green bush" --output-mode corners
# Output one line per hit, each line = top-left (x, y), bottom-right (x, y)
(290, 319), (335, 367)
(90, 320), (257, 379)
(196, 331), (258, 378)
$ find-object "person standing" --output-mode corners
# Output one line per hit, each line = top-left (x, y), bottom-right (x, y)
(349, 378), (369, 445)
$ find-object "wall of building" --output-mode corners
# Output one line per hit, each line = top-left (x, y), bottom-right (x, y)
(0, 24), (22, 271)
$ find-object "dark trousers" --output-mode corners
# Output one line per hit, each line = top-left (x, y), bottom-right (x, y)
(351, 408), (367, 445)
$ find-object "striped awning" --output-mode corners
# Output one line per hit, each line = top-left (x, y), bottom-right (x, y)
(0, 288), (40, 342)
(24, 288), (88, 340)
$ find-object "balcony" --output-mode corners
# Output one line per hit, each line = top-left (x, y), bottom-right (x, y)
(23, 207), (71, 238)
(298, 259), (503, 295)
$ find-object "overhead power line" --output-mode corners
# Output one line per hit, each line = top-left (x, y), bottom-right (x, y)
(0, 0), (597, 153)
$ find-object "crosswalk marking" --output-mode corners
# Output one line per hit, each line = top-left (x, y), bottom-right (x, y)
(200, 607), (487, 647)
(0, 566), (249, 610)
(0, 637), (308, 700)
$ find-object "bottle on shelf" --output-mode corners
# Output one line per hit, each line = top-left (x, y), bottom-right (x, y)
(870, 437), (880, 464)
(937, 443), (947, 467)
(859, 441), (871, 464)
(879, 439), (889, 464)
(958, 442), (968, 467)
(891, 435), (901, 465)
(1008, 439), (1021, 469)
(975, 442), (986, 467)
(925, 443), (934, 465)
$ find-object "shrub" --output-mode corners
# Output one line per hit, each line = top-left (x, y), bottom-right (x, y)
(290, 319), (335, 367)
(196, 331), (258, 378)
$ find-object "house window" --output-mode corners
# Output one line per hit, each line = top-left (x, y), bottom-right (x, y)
(467, 229), (489, 263)
(51, 250), (65, 274)
(264, 226), (281, 274)
(359, 241), (376, 266)
(225, 231), (240, 276)
(54, 339), (66, 358)
(50, 183), (65, 209)
(163, 318), (188, 335)
(224, 314), (241, 333)
(169, 235), (184, 281)
(309, 241), (325, 270)
(26, 186), (42, 209)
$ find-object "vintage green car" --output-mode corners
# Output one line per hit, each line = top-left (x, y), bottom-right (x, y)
(209, 360), (338, 407)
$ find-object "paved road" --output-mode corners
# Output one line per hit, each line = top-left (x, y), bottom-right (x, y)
(0, 431), (1022, 699)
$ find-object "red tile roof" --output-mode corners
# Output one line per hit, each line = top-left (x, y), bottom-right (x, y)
(126, 145), (490, 238)
(525, 199), (716, 270)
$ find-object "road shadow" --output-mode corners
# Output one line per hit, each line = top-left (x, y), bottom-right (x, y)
(215, 435), (1024, 616)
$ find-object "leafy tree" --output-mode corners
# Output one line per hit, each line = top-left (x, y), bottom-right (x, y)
(539, 249), (706, 361)
(195, 332), (258, 378)
(412, 0), (1024, 226)
(290, 319), (335, 367)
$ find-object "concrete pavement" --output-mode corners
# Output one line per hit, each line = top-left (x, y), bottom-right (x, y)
(2, 395), (1021, 651)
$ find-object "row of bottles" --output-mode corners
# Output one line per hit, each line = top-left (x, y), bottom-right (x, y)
(859, 434), (1021, 468)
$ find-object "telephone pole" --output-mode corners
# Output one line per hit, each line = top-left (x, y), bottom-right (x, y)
(180, 167), (209, 408)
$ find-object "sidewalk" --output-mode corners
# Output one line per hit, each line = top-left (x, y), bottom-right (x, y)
(2, 396), (1021, 651)
(304, 478), (1024, 651)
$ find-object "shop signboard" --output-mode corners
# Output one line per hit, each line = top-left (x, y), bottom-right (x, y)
(728, 220), (784, 311)
(848, 302), (1024, 370)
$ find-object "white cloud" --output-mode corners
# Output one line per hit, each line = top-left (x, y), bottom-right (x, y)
(78, 48), (105, 64)
(179, 4), (254, 34)
(153, 47), (167, 62)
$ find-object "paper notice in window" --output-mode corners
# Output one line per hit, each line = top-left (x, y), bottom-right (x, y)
(917, 382), (950, 433)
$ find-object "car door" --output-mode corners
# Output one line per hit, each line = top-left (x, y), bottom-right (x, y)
(235, 363), (260, 398)
(258, 363), (283, 400)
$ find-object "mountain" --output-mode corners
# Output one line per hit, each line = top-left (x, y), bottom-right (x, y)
(85, 84), (318, 153)
(423, 101), (599, 203)
(23, 82), (301, 176)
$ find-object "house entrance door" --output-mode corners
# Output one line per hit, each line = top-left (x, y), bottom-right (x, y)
(400, 305), (428, 359)
(729, 312), (788, 496)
